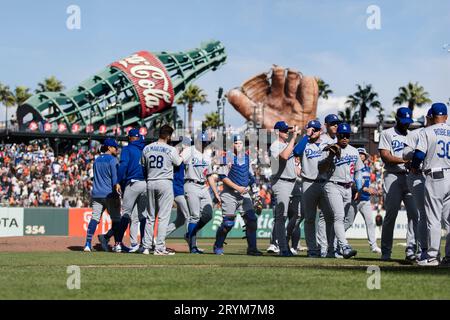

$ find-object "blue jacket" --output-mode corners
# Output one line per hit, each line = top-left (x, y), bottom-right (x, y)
(219, 152), (255, 187)
(359, 166), (371, 202)
(173, 163), (185, 197)
(117, 139), (146, 187)
(92, 154), (119, 198)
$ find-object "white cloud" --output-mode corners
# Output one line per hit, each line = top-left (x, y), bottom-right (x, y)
(316, 96), (348, 121)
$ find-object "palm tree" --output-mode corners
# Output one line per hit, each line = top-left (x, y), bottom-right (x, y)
(393, 82), (431, 112)
(0, 83), (15, 131)
(203, 112), (223, 129)
(35, 76), (65, 93)
(338, 106), (360, 128)
(13, 86), (32, 106)
(176, 84), (208, 133)
(316, 78), (333, 99)
(346, 84), (381, 132)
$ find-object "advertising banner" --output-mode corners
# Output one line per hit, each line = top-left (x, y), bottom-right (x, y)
(0, 208), (24, 237)
(23, 208), (68, 236)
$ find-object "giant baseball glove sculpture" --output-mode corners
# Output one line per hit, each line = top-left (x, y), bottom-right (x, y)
(227, 65), (319, 129)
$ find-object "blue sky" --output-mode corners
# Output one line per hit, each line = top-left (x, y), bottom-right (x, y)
(1, 0), (449, 126)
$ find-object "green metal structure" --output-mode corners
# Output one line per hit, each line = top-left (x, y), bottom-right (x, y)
(17, 41), (227, 136)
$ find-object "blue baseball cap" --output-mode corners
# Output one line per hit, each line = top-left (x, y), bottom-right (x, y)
(431, 102), (447, 116)
(396, 107), (413, 124)
(128, 128), (140, 137)
(233, 134), (244, 142)
(274, 121), (292, 131)
(307, 119), (322, 130)
(427, 107), (433, 118)
(103, 138), (119, 148)
(337, 123), (351, 134)
(325, 114), (340, 124)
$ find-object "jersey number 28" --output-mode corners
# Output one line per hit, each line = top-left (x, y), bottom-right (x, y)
(149, 155), (164, 168)
(437, 140), (450, 159)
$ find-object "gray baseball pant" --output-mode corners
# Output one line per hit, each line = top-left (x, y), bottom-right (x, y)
(166, 195), (189, 236)
(287, 194), (302, 250)
(407, 173), (427, 255)
(316, 211), (328, 254)
(91, 197), (121, 222)
(381, 172), (418, 257)
(221, 188), (254, 216)
(184, 182), (213, 224)
(423, 170), (450, 259)
(344, 200), (378, 250)
(272, 179), (295, 252)
(302, 180), (333, 255)
(142, 179), (174, 251)
(323, 182), (352, 250)
(122, 181), (147, 245)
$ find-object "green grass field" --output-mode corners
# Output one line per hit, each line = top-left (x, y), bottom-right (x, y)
(0, 239), (449, 300)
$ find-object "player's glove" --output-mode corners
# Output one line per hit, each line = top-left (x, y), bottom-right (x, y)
(323, 143), (341, 159)
(375, 213), (383, 227)
(254, 196), (264, 215)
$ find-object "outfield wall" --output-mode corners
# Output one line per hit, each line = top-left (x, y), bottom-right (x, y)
(0, 207), (410, 239)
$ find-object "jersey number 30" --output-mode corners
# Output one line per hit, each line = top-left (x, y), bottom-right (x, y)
(149, 155), (164, 168)
(437, 140), (450, 159)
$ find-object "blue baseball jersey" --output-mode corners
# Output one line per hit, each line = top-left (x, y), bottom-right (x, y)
(358, 165), (371, 201)
(218, 152), (255, 187)
(92, 154), (119, 198)
(173, 163), (185, 197)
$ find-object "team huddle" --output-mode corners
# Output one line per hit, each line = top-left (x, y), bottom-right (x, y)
(82, 102), (450, 266)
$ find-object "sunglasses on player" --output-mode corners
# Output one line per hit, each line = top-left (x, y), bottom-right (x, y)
(337, 133), (350, 139)
(328, 122), (340, 126)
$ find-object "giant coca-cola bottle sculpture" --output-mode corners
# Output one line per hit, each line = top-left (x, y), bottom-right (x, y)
(17, 41), (227, 135)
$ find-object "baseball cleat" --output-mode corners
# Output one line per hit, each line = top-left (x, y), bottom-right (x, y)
(190, 247), (203, 254)
(83, 245), (92, 252)
(371, 247), (382, 254)
(266, 244), (280, 254)
(247, 248), (263, 256)
(439, 256), (450, 267)
(112, 244), (122, 253)
(297, 244), (307, 252)
(290, 248), (298, 256)
(97, 234), (109, 252)
(417, 258), (439, 266)
(342, 247), (357, 259)
(213, 246), (224, 255)
(141, 248), (150, 255)
(128, 244), (140, 253)
(380, 253), (391, 261)
(154, 249), (175, 256)
(405, 254), (417, 262)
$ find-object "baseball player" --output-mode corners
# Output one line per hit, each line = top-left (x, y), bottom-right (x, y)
(343, 148), (382, 253)
(140, 125), (183, 255)
(102, 129), (147, 253)
(286, 162), (303, 255)
(182, 132), (219, 254)
(413, 102), (450, 266)
(378, 107), (418, 261)
(83, 138), (121, 252)
(270, 121), (304, 257)
(402, 108), (434, 260)
(293, 119), (333, 257)
(319, 123), (363, 259)
(214, 134), (262, 256)
(316, 114), (340, 256)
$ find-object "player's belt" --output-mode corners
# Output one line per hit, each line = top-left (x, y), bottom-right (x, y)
(186, 179), (205, 185)
(423, 168), (450, 176)
(330, 181), (353, 189)
(302, 177), (326, 184)
(279, 177), (296, 183)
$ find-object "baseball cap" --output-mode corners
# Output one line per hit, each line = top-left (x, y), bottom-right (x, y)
(233, 134), (244, 142)
(103, 138), (119, 148)
(357, 147), (369, 156)
(325, 114), (340, 124)
(337, 123), (351, 134)
(128, 128), (140, 137)
(307, 119), (322, 130)
(396, 107), (414, 124)
(274, 121), (292, 131)
(431, 102), (447, 116)
(426, 107), (433, 118)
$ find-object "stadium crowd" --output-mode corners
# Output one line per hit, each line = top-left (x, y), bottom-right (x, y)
(0, 140), (385, 210)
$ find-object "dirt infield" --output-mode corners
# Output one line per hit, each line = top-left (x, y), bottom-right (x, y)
(0, 236), (188, 252)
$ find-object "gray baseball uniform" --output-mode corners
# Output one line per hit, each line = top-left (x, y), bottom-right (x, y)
(344, 200), (378, 250)
(286, 177), (302, 251)
(141, 141), (182, 252)
(270, 139), (297, 253)
(121, 180), (147, 245)
(129, 192), (147, 245)
(321, 144), (364, 251)
(403, 128), (427, 256)
(379, 127), (418, 258)
(416, 123), (450, 260)
(181, 146), (214, 225)
(300, 139), (334, 256)
(166, 195), (189, 236)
